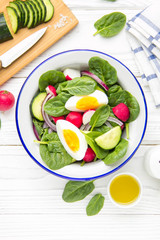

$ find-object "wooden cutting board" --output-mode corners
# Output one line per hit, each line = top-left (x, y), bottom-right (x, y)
(0, 0), (78, 85)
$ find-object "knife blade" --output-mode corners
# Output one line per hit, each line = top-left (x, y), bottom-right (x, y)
(0, 27), (47, 69)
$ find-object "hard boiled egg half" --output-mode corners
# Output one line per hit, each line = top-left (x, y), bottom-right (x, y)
(56, 120), (88, 160)
(65, 90), (108, 112)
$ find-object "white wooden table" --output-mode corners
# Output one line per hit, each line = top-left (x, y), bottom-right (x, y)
(1, 0), (160, 239)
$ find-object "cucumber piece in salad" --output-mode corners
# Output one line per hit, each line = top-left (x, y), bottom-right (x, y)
(31, 92), (47, 121)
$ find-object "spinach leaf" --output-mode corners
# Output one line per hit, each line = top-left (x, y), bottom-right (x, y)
(89, 57), (117, 86)
(86, 194), (105, 216)
(94, 12), (126, 37)
(90, 105), (110, 130)
(33, 118), (45, 139)
(44, 92), (71, 117)
(93, 124), (111, 133)
(83, 131), (108, 159)
(39, 70), (66, 91)
(62, 180), (95, 203)
(57, 76), (97, 96)
(39, 130), (74, 170)
(109, 90), (140, 122)
(103, 138), (128, 165)
(107, 84), (122, 97)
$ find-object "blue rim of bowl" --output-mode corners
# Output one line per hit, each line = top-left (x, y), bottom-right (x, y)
(15, 49), (148, 181)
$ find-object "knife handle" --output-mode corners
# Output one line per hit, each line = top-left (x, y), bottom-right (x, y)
(0, 61), (2, 70)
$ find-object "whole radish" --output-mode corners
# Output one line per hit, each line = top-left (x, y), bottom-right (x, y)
(0, 90), (15, 111)
(83, 148), (96, 162)
(51, 116), (65, 123)
(66, 112), (82, 128)
(112, 103), (130, 122)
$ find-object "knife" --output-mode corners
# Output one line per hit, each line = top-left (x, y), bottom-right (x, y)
(0, 27), (47, 69)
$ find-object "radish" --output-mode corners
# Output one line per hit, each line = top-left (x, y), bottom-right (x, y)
(82, 110), (95, 125)
(83, 148), (96, 162)
(63, 68), (81, 80)
(66, 112), (82, 128)
(51, 116), (65, 123)
(46, 85), (57, 96)
(0, 90), (15, 111)
(112, 103), (130, 122)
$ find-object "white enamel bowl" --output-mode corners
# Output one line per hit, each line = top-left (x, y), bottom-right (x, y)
(16, 49), (147, 181)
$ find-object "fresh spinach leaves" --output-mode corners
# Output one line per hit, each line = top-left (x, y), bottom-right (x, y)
(83, 131), (108, 159)
(57, 76), (97, 96)
(39, 130), (75, 170)
(62, 180), (95, 203)
(44, 92), (71, 117)
(90, 105), (110, 130)
(107, 84), (122, 97)
(86, 194), (105, 216)
(89, 57), (117, 86)
(33, 118), (45, 139)
(109, 90), (140, 122)
(103, 138), (128, 165)
(39, 70), (66, 91)
(94, 12), (126, 38)
(93, 124), (111, 133)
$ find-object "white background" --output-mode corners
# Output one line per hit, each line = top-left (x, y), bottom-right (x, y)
(0, 0), (160, 239)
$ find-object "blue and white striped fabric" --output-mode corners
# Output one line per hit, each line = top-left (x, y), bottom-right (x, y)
(126, 1), (160, 107)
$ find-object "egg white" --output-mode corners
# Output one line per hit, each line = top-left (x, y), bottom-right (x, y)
(65, 90), (108, 112)
(56, 120), (88, 160)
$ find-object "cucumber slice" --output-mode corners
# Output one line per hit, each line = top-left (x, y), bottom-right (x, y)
(15, 1), (26, 27)
(31, 92), (47, 121)
(6, 6), (19, 33)
(95, 126), (122, 150)
(31, 0), (42, 25)
(19, 1), (29, 27)
(25, 1), (35, 29)
(28, 0), (39, 27)
(0, 12), (13, 43)
(43, 0), (54, 22)
(9, 2), (22, 28)
(36, 0), (46, 23)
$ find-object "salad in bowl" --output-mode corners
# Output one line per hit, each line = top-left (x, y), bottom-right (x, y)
(16, 49), (147, 180)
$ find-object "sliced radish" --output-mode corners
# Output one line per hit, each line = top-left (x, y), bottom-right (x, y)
(66, 111), (82, 128)
(83, 148), (96, 162)
(63, 68), (81, 80)
(82, 110), (95, 125)
(46, 85), (57, 96)
(112, 103), (130, 122)
(81, 71), (109, 91)
(51, 116), (65, 123)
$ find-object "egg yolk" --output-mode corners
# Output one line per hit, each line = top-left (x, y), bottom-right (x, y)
(76, 96), (99, 111)
(63, 129), (80, 152)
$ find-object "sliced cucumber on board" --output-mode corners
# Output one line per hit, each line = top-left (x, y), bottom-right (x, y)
(15, 0), (26, 27)
(31, 0), (42, 25)
(9, 1), (22, 27)
(25, 1), (35, 29)
(0, 12), (13, 43)
(36, 0), (46, 23)
(43, 0), (54, 22)
(6, 6), (19, 33)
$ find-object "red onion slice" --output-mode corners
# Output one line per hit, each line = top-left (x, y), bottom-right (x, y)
(107, 116), (124, 130)
(84, 123), (91, 131)
(81, 71), (109, 91)
(41, 94), (57, 132)
(33, 123), (40, 141)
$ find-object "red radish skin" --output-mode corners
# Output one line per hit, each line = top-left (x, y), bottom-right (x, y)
(0, 90), (15, 111)
(82, 109), (95, 125)
(51, 116), (65, 123)
(65, 75), (72, 80)
(46, 85), (57, 96)
(112, 103), (130, 122)
(66, 112), (82, 128)
(83, 148), (96, 162)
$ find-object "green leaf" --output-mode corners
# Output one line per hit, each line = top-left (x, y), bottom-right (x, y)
(93, 124), (111, 133)
(57, 76), (97, 96)
(33, 118), (45, 139)
(62, 180), (95, 203)
(86, 194), (105, 216)
(94, 12), (126, 37)
(39, 130), (74, 170)
(44, 92), (71, 117)
(82, 131), (108, 159)
(39, 70), (66, 91)
(107, 84), (122, 97)
(90, 105), (110, 130)
(109, 90), (140, 122)
(89, 57), (117, 86)
(103, 138), (128, 165)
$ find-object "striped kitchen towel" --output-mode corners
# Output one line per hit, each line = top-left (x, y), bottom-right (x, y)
(126, 1), (160, 107)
